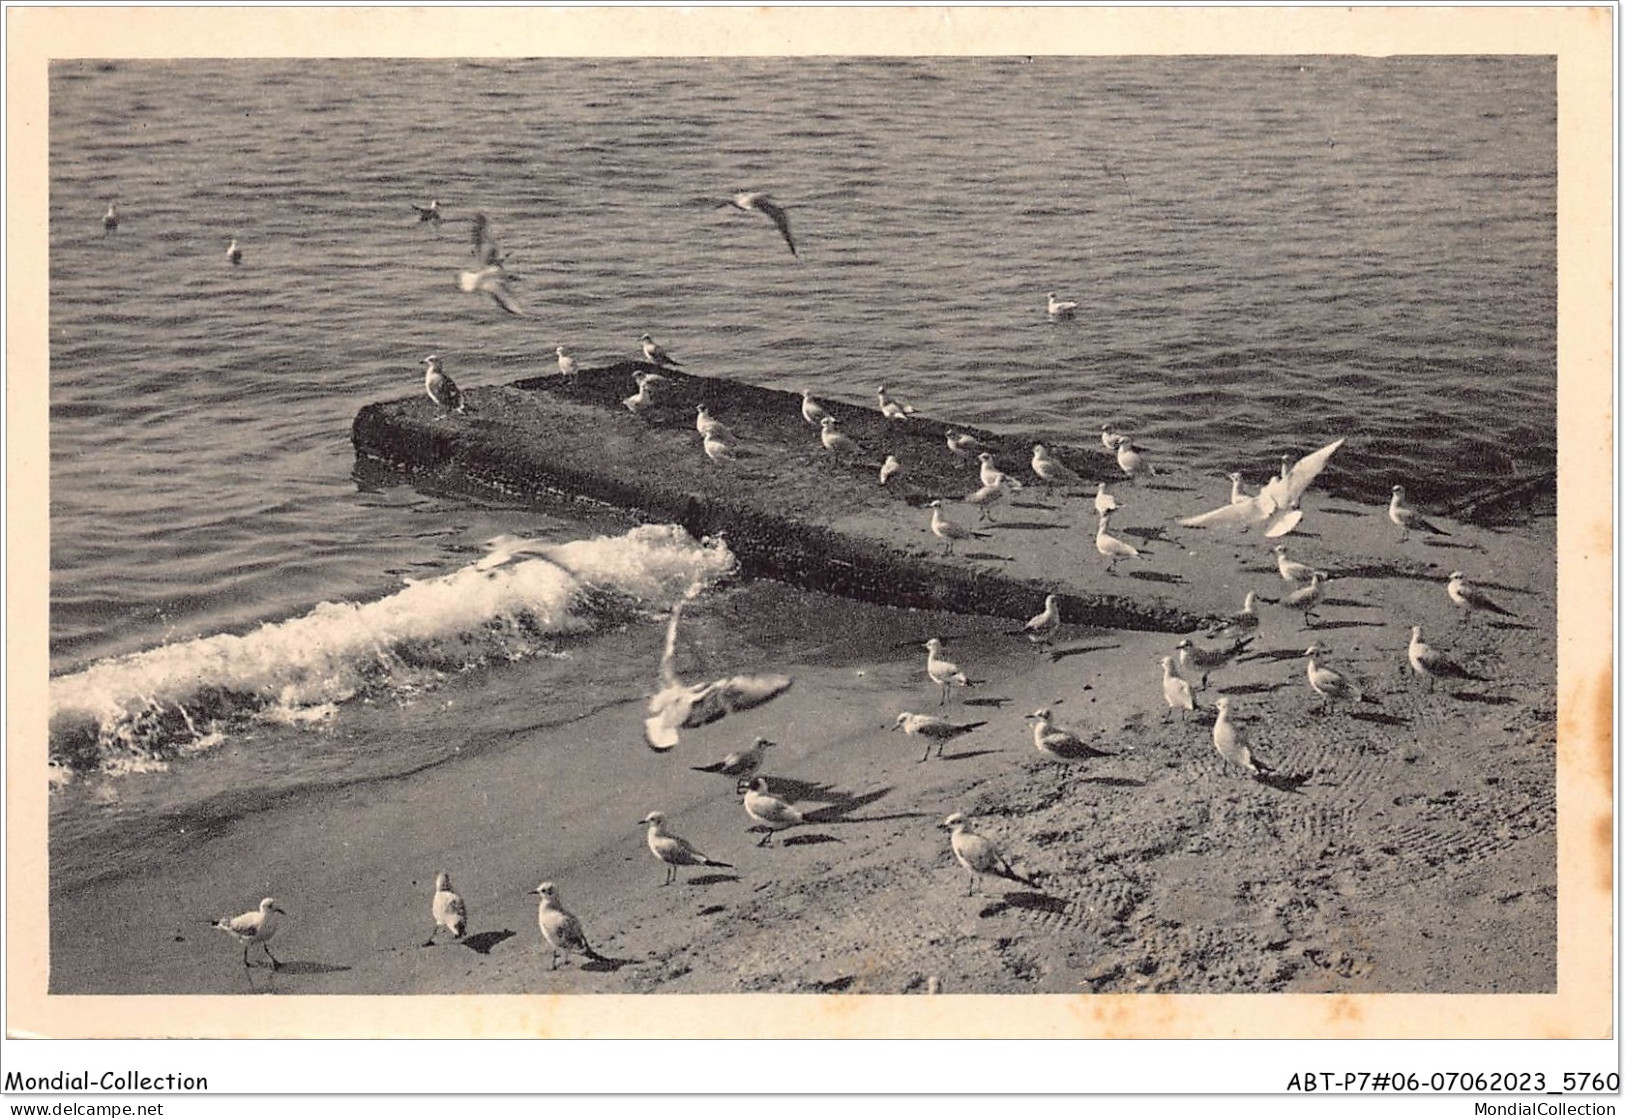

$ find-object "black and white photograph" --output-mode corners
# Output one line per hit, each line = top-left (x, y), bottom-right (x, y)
(7, 2), (1614, 1085)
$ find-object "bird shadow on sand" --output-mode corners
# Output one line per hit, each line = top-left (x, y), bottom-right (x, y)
(265, 960), (352, 976)
(1048, 643), (1122, 663)
(1421, 538), (1483, 551)
(995, 519), (1069, 531)
(1254, 771), (1314, 794)
(979, 891), (1067, 918)
(459, 930), (516, 955)
(1323, 597), (1378, 609)
(580, 953), (638, 973)
(1487, 620), (1539, 632)
(1123, 524), (1183, 546)
(963, 550), (1016, 562)
(1221, 681), (1292, 696)
(1348, 710), (1412, 728)
(1079, 775), (1145, 788)
(962, 695), (1013, 709)
(685, 873), (741, 887)
(779, 833), (846, 847)
(937, 748), (1005, 762)
(1307, 619), (1387, 631)
(1450, 692), (1519, 706)
(1317, 506), (1370, 519)
(1127, 570), (1183, 585)
(767, 779), (885, 810)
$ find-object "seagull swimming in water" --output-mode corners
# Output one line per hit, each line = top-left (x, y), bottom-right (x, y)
(225, 238), (242, 265)
(411, 199), (442, 228)
(640, 333), (683, 369)
(102, 202), (119, 235)
(423, 355), (466, 414)
(458, 264), (525, 316)
(1046, 292), (1079, 318)
(720, 192), (797, 256)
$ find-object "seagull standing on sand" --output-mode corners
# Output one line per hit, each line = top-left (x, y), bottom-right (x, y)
(964, 477), (1008, 523)
(1094, 482), (1121, 517)
(1304, 644), (1364, 713)
(800, 390), (829, 426)
(939, 814), (1039, 896)
(690, 736), (777, 795)
(977, 453), (1023, 491)
(1101, 423), (1125, 452)
(927, 500), (981, 556)
(1212, 697), (1269, 775)
(1095, 509), (1141, 574)
(1227, 472), (1250, 505)
(702, 431), (738, 462)
(640, 333), (683, 369)
(924, 637), (970, 705)
(458, 264), (526, 316)
(1407, 625), (1482, 690)
(1032, 444), (1083, 487)
(211, 897), (286, 969)
(426, 872), (468, 945)
(721, 192), (796, 256)
(1047, 292), (1079, 318)
(1273, 544), (1316, 583)
(1024, 708), (1105, 761)
(879, 455), (902, 486)
(1389, 485), (1448, 542)
(1159, 656), (1196, 720)
(225, 239), (243, 265)
(102, 202), (119, 235)
(1020, 594), (1062, 647)
(819, 415), (860, 458)
(945, 430), (986, 459)
(695, 405), (733, 441)
(641, 812), (733, 885)
(743, 778), (805, 845)
(1282, 572), (1328, 627)
(528, 882), (605, 970)
(877, 385), (917, 421)
(1174, 635), (1255, 690)
(623, 371), (665, 416)
(423, 355), (466, 414)
(556, 346), (579, 382)
(1115, 439), (1154, 482)
(1447, 571), (1514, 621)
(892, 712), (986, 762)
(643, 585), (794, 751)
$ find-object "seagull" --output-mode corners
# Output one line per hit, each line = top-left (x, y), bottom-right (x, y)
(1024, 708), (1109, 761)
(1019, 594), (1061, 646)
(721, 192), (796, 256)
(819, 415), (860, 458)
(1226, 472), (1251, 505)
(1212, 697), (1270, 775)
(1407, 625), (1483, 690)
(1159, 656), (1196, 720)
(644, 585), (794, 751)
(1303, 644), (1366, 713)
(411, 199), (442, 227)
(102, 202), (119, 235)
(211, 897), (286, 970)
(640, 333), (683, 369)
(556, 346), (579, 381)
(1281, 572), (1328, 627)
(690, 736), (777, 794)
(963, 478), (1008, 523)
(225, 238), (242, 265)
(1212, 591), (1262, 637)
(939, 814), (1039, 896)
(1046, 291), (1079, 318)
(702, 431), (738, 462)
(879, 455), (902, 486)
(743, 778), (805, 845)
(891, 712), (986, 762)
(924, 637), (970, 705)
(1031, 444), (1083, 487)
(1389, 485), (1449, 542)
(1115, 438), (1154, 482)
(641, 811), (733, 885)
(1100, 423), (1126, 452)
(977, 452), (1024, 491)
(1179, 438), (1347, 537)
(1273, 544), (1316, 583)
(800, 390), (829, 426)
(425, 872), (468, 945)
(945, 430), (986, 458)
(1094, 509), (1141, 573)
(1094, 481), (1122, 516)
(1447, 571), (1514, 621)
(423, 355), (466, 414)
(528, 882), (605, 970)
(622, 371), (665, 416)
(877, 385), (917, 421)
(1174, 634), (1255, 690)
(927, 500), (982, 555)
(458, 264), (526, 316)
(695, 405), (733, 441)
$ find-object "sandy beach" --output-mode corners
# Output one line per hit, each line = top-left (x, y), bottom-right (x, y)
(46, 477), (1562, 1007)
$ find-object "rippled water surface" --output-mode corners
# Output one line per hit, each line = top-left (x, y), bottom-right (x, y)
(46, 56), (1556, 881)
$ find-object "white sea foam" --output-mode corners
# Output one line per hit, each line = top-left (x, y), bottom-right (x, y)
(50, 525), (736, 774)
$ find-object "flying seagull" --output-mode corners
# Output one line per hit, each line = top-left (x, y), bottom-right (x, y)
(721, 192), (796, 256)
